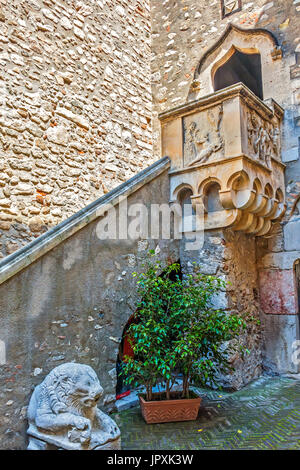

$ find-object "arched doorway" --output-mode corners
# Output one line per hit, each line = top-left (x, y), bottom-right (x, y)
(213, 49), (263, 99)
(295, 260), (300, 317)
(116, 315), (135, 400)
(115, 262), (182, 400)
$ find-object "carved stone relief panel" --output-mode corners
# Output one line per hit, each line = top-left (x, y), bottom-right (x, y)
(247, 109), (281, 167)
(162, 83), (285, 236)
(183, 105), (224, 167)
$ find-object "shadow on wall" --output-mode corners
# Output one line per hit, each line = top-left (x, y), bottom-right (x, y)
(213, 48), (263, 99)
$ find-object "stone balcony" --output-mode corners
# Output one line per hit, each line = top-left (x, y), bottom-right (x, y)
(160, 83), (286, 236)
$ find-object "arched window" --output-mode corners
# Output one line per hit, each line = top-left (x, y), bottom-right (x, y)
(213, 49), (263, 99)
(115, 263), (182, 400)
(187, 25), (281, 103)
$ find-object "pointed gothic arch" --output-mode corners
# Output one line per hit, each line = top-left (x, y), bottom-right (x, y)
(213, 46), (263, 99)
(188, 24), (282, 103)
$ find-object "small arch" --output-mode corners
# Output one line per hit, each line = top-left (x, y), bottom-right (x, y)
(253, 177), (263, 194)
(265, 183), (274, 198)
(294, 260), (300, 315)
(116, 315), (135, 399)
(203, 182), (223, 213)
(195, 24), (278, 78)
(275, 188), (284, 203)
(187, 24), (280, 102)
(115, 262), (183, 399)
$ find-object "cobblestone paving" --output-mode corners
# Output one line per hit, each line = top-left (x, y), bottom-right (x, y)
(114, 376), (300, 450)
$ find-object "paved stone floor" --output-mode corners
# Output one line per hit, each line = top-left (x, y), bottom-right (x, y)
(114, 376), (300, 450)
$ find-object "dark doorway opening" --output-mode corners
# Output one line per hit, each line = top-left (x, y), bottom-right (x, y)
(296, 261), (300, 319)
(214, 49), (263, 100)
(116, 315), (135, 400)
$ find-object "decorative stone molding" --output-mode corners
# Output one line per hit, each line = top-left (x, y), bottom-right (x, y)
(160, 83), (286, 236)
(27, 363), (121, 450)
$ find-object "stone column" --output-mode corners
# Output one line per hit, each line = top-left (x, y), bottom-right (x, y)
(257, 225), (300, 375)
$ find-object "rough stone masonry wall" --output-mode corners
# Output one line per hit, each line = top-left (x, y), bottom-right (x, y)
(0, 0), (153, 259)
(180, 230), (261, 390)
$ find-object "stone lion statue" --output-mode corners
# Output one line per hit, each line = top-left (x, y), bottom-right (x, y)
(27, 363), (121, 450)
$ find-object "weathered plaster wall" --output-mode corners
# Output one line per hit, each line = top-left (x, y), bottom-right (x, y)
(0, 0), (153, 259)
(0, 168), (179, 450)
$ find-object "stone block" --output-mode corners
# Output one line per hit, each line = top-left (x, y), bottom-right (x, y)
(259, 251), (300, 270)
(284, 219), (300, 251)
(259, 269), (298, 314)
(261, 313), (300, 374)
(282, 146), (299, 163)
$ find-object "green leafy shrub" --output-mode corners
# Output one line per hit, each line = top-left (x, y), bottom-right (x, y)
(122, 252), (248, 401)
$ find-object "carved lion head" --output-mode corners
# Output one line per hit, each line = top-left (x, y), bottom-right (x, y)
(43, 363), (104, 413)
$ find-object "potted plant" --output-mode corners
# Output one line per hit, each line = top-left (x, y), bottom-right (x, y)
(122, 253), (248, 424)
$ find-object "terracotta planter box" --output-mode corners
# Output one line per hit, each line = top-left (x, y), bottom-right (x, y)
(139, 392), (202, 424)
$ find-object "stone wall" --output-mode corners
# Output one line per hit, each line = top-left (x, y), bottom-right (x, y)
(180, 230), (262, 390)
(151, 0), (300, 373)
(0, 164), (179, 450)
(0, 0), (153, 259)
